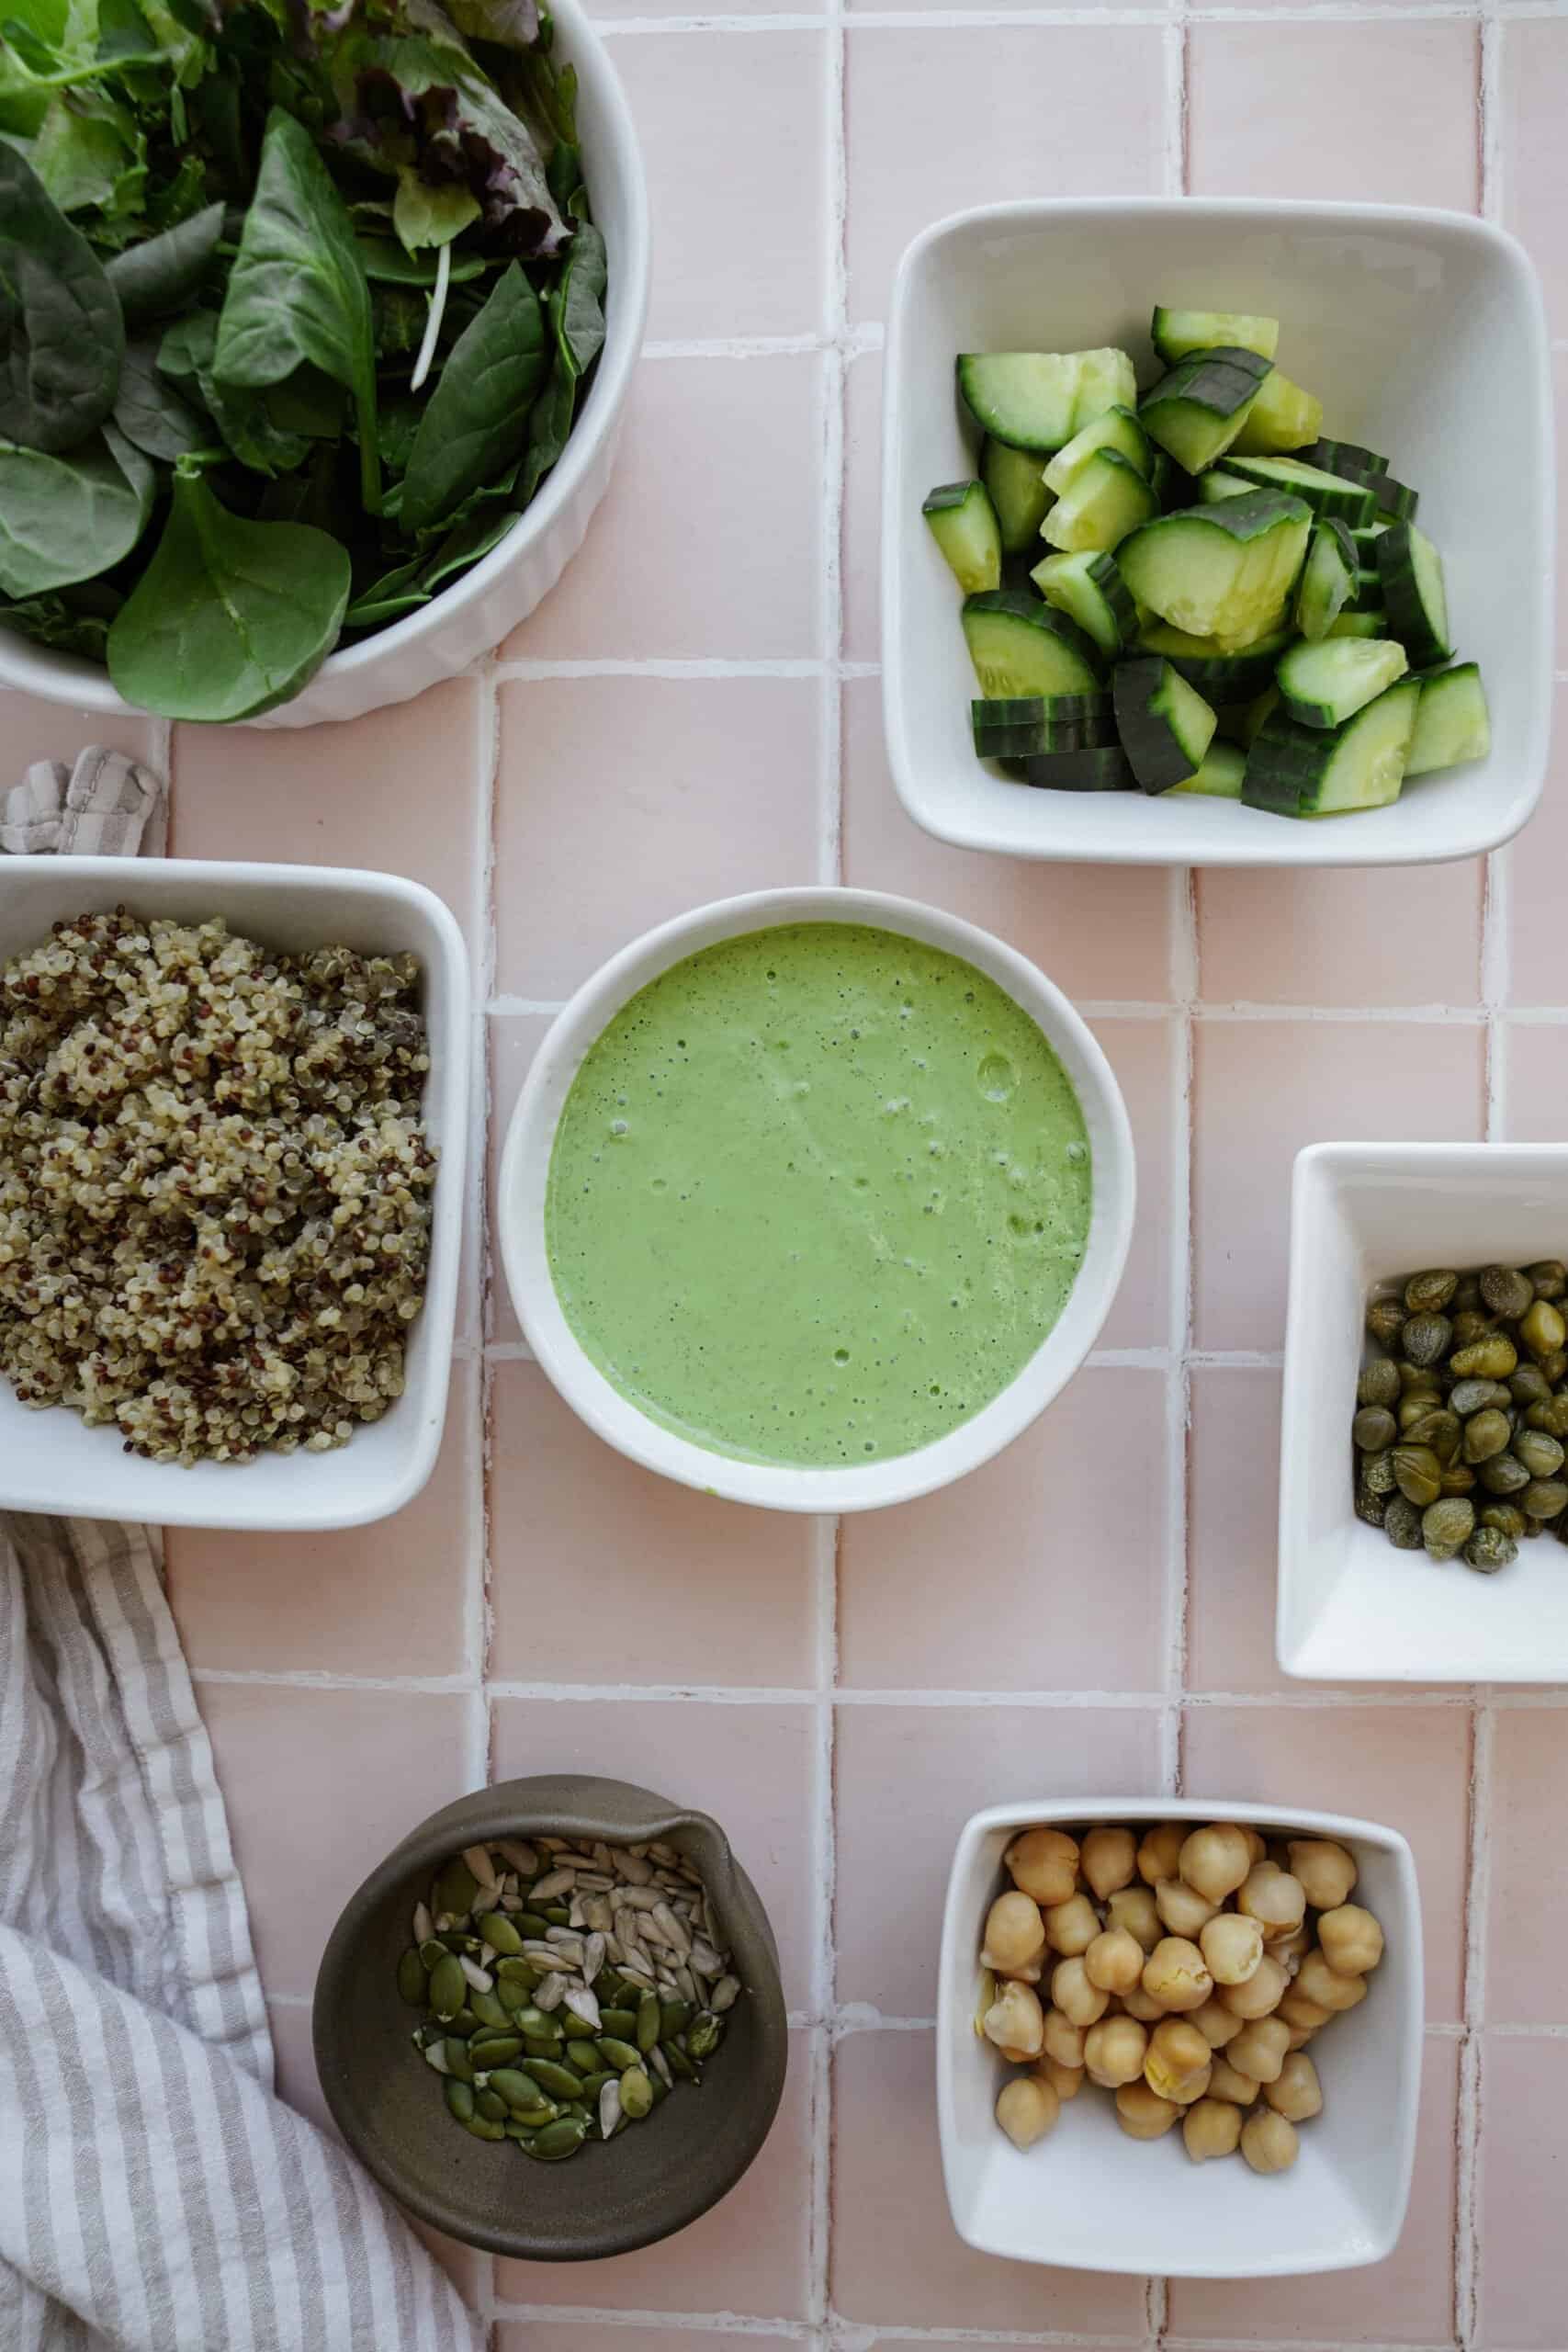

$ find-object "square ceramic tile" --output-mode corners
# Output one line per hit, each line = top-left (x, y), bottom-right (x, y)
(1186, 1365), (1290, 1699)
(831, 2030), (1148, 2334)
(502, 356), (824, 662)
(1190, 21), (1480, 210)
(833, 1701), (1164, 2015)
(843, 27), (1165, 322)
(1197, 865), (1484, 1010)
(1506, 688), (1568, 1005)
(1191, 1018), (1486, 1351)
(840, 680), (1175, 1001)
(1089, 1019), (1178, 1351)
(614, 33), (825, 340)
(838, 1368), (1167, 1694)
(488, 1361), (817, 1688)
(166, 1359), (479, 1679)
(1500, 1023), (1568, 1145)
(1500, 18), (1568, 343)
(491, 1695), (815, 2005)
(488, 1014), (557, 1343)
(842, 347), (882, 666)
(1180, 1703), (1470, 2019)
(1165, 2039), (1459, 2343)
(198, 1685), (471, 1999)
(492, 677), (820, 1001)
(494, 2028), (814, 2316)
(172, 678), (486, 948)
(1477, 2032), (1568, 2347)
(1485, 1710), (1568, 2025)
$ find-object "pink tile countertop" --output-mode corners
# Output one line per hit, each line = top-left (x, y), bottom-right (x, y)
(8, 5), (1568, 2346)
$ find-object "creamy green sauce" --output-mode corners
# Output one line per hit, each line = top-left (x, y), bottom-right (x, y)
(546, 923), (1092, 1466)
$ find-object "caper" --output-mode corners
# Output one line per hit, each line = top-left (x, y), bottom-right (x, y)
(1508, 1366), (1551, 1406)
(1357, 1359), (1402, 1409)
(1355, 1488), (1388, 1529)
(1527, 1396), (1568, 1439)
(1539, 1349), (1568, 1385)
(1461, 1408), (1513, 1464)
(1450, 1309), (1496, 1351)
(1440, 1463), (1476, 1497)
(1405, 1269), (1460, 1314)
(1450, 1336), (1519, 1380)
(1392, 1445), (1443, 1508)
(1521, 1298), (1568, 1361)
(1405, 1408), (1461, 1463)
(1515, 1428), (1566, 1480)
(1478, 1451), (1531, 1495)
(1483, 1503), (1529, 1539)
(1383, 1494), (1423, 1549)
(1453, 1378), (1513, 1416)
(1423, 1496), (1475, 1558)
(1399, 1394), (1441, 1432)
(1367, 1297), (1406, 1348)
(1402, 1311), (1453, 1367)
(1529, 1260), (1568, 1302)
(1522, 1478), (1568, 1520)
(1465, 1526), (1517, 1574)
(1480, 1266), (1535, 1320)
(1452, 1274), (1483, 1311)
(1398, 1363), (1444, 1398)
(1353, 1405), (1398, 1451)
(1360, 1448), (1398, 1496)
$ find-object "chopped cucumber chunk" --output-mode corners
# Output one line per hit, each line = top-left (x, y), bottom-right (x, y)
(1326, 608), (1389, 639)
(1040, 446), (1157, 553)
(1139, 346), (1273, 474)
(1168, 739), (1247, 797)
(960, 591), (1103, 696)
(1293, 518), (1357, 642)
(971, 692), (1114, 758)
(957, 349), (1136, 453)
(1375, 473), (1419, 522)
(1221, 452), (1375, 526)
(1276, 636), (1409, 729)
(921, 480), (1001, 594)
(1007, 744), (1135, 792)
(1043, 406), (1152, 495)
(1137, 619), (1295, 692)
(1196, 470), (1252, 503)
(1375, 520), (1452, 669)
(1244, 679), (1420, 818)
(1030, 549), (1138, 658)
(1150, 308), (1280, 365)
(1404, 662), (1491, 776)
(1112, 656), (1218, 794)
(1229, 370), (1323, 455)
(982, 439), (1052, 555)
(1117, 489), (1311, 652)
(1305, 436), (1390, 483)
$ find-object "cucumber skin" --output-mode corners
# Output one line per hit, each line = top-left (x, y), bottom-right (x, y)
(1303, 436), (1390, 482)
(1005, 745), (1135, 792)
(961, 589), (1106, 695)
(1375, 522), (1452, 669)
(1113, 657), (1217, 795)
(1135, 621), (1296, 693)
(1138, 346), (1272, 472)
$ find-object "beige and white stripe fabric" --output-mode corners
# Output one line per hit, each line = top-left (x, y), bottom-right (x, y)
(0, 755), (481, 2351)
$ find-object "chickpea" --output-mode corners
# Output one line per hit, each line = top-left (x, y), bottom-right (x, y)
(1084, 2015), (1149, 2089)
(1296, 1949), (1368, 2015)
(1182, 2096), (1243, 2162)
(993, 2043), (1038, 2064)
(1120, 1983), (1167, 2022)
(1283, 2024), (1314, 2052)
(1319, 1903), (1385, 1977)
(1035, 2053), (1084, 2102)
(1179, 1823), (1253, 1905)
(1200, 1912), (1264, 1987)
(1278, 1987), (1332, 2032)
(1240, 2107), (1300, 2176)
(1115, 2079), (1179, 2140)
(1081, 1826), (1137, 1902)
(980, 1891), (1047, 1976)
(1106, 1884), (1161, 1955)
(996, 2075), (1059, 2150)
(1136, 1822), (1187, 1886)
(1226, 2015), (1292, 2085)
(1145, 2016), (1213, 2104)
(1085, 1927), (1145, 1996)
(1236, 1861), (1307, 1940)
(1259, 2051), (1325, 2126)
(1241, 1827), (1268, 1865)
(983, 1980), (1044, 2057)
(1041, 2007), (1087, 2069)
(1218, 1954), (1288, 2020)
(1052, 1955), (1109, 2028)
(1288, 1837), (1358, 1911)
(1143, 1936), (1213, 2012)
(1190, 1996), (1246, 2050)
(1156, 1877), (1220, 1939)
(1006, 1827), (1079, 1906)
(1043, 1894), (1101, 1958)
(1207, 2057), (1261, 2106)
(1272, 1922), (1312, 1970)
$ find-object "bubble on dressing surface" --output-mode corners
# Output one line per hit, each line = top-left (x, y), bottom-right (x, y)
(978, 1052), (1016, 1102)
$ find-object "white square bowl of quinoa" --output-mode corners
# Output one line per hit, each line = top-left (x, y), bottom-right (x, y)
(0, 860), (468, 1531)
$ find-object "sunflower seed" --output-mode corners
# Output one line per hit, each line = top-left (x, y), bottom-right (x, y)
(652, 1903), (691, 1956)
(689, 1941), (724, 1978)
(423, 2041), (452, 2075)
(649, 1842), (679, 1866)
(584, 1894), (615, 1934)
(464, 1844), (501, 1891)
(533, 1973), (569, 2011)
(604, 1931), (625, 1963)
(574, 1872), (615, 1892)
(458, 1956), (494, 1993)
(545, 1928), (585, 1963)
(615, 1884), (662, 1913)
(599, 2080), (622, 2140)
(412, 1900), (434, 1943)
(523, 1941), (560, 1964)
(568, 1895), (587, 1928)
(496, 1839), (539, 1877)
(619, 1952), (656, 1984)
(676, 1963), (699, 2004)
(710, 1973), (740, 2012)
(434, 1913), (456, 1933)
(649, 2041), (673, 2087)
(530, 1869), (576, 1903)
(500, 1893), (523, 1912)
(582, 1931), (606, 1985)
(615, 1850), (655, 1885)
(592, 1841), (615, 1871)
(563, 1984), (602, 2030)
(537, 1836), (567, 1854)
(656, 1971), (679, 1997)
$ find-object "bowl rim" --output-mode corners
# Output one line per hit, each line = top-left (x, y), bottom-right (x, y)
(938, 1793), (1425, 2278)
(496, 883), (1136, 1512)
(311, 1773), (789, 2261)
(0, 0), (652, 720)
(0, 854), (469, 1528)
(881, 193), (1555, 870)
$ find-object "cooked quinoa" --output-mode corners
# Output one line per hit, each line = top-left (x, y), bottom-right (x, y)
(0, 909), (436, 1464)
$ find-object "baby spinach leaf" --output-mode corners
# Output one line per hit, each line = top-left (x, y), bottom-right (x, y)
(213, 107), (379, 511)
(31, 87), (144, 216)
(392, 168), (480, 253)
(517, 345), (572, 506)
(152, 304), (307, 475)
(419, 495), (516, 592)
(0, 141), (123, 449)
(0, 578), (122, 659)
(400, 258), (543, 533)
(0, 419), (152, 595)
(104, 198), (222, 326)
(107, 458), (350, 719)
(112, 333), (210, 458)
(551, 217), (604, 379)
(355, 234), (488, 288)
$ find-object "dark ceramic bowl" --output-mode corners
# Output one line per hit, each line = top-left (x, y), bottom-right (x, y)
(313, 1774), (788, 2261)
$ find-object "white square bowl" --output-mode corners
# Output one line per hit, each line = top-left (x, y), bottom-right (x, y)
(0, 859), (468, 1531)
(883, 198), (1553, 868)
(939, 1797), (1423, 2278)
(1280, 1141), (1568, 1681)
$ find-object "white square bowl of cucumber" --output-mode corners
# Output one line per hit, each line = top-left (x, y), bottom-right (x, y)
(882, 199), (1553, 865)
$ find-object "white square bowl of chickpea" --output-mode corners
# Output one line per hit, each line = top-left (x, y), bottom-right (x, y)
(937, 1801), (1422, 2278)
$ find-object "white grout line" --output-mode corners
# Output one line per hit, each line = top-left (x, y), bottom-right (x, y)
(1455, 1702), (1495, 2346)
(589, 1), (1524, 22)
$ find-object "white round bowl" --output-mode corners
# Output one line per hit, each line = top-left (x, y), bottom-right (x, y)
(497, 887), (1135, 1513)
(0, 0), (650, 731)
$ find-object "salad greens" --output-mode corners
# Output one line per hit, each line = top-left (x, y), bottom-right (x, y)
(0, 0), (605, 718)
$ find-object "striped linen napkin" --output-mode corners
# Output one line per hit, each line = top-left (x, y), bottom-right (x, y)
(0, 752), (482, 2352)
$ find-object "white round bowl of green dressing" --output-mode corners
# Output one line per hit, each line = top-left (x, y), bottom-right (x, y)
(498, 888), (1134, 1512)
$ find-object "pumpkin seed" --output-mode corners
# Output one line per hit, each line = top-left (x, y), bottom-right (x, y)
(444, 2038), (476, 2083)
(429, 1956), (467, 2020)
(620, 2065), (654, 2119)
(526, 2119), (588, 2162)
(445, 2079), (476, 2123)
(464, 2113), (506, 2142)
(397, 1949), (427, 2006)
(527, 2058), (585, 2099)
(479, 1912), (524, 1957)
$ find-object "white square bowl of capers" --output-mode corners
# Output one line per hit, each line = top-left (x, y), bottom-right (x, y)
(938, 1798), (1423, 2278)
(1280, 1140), (1568, 1681)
